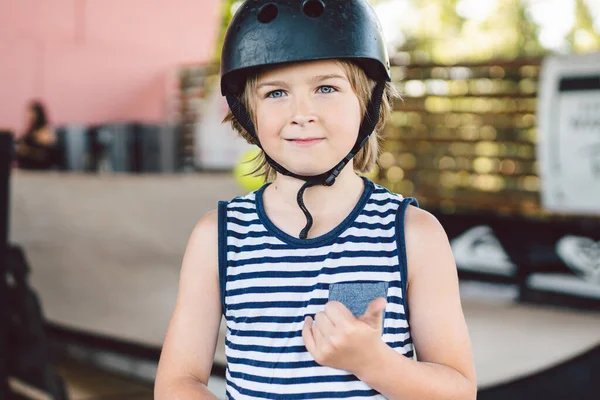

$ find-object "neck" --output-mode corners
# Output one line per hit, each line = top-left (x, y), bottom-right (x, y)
(266, 163), (365, 216)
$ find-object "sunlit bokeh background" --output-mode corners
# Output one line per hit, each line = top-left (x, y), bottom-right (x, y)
(176, 0), (600, 216)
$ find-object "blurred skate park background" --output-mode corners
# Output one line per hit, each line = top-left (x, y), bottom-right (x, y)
(1, 0), (600, 399)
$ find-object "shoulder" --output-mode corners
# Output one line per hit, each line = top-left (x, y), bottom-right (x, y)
(184, 210), (220, 269)
(189, 209), (219, 246)
(404, 205), (446, 242)
(403, 205), (454, 283)
(177, 210), (221, 288)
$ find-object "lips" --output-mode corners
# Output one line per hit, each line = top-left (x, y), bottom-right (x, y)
(285, 138), (324, 146)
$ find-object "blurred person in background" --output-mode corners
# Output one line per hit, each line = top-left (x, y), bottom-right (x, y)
(14, 100), (57, 170)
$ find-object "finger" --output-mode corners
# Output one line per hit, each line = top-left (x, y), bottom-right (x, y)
(358, 297), (387, 330)
(312, 319), (329, 352)
(324, 301), (354, 327)
(314, 311), (336, 338)
(302, 316), (317, 356)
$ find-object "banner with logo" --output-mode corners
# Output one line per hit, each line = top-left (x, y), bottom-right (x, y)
(537, 52), (600, 214)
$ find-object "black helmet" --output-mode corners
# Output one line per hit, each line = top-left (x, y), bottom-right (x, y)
(221, 0), (390, 96)
(220, 0), (390, 238)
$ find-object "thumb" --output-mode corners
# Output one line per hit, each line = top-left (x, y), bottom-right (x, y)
(358, 297), (387, 330)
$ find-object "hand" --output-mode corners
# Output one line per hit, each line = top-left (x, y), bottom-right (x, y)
(302, 297), (387, 375)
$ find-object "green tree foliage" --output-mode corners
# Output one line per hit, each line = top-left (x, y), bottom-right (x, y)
(213, 0), (240, 63)
(567, 0), (600, 53)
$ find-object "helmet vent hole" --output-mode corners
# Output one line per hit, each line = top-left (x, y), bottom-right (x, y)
(303, 0), (325, 18)
(257, 3), (278, 23)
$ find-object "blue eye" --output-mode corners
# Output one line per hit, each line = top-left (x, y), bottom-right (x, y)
(318, 86), (336, 94)
(267, 90), (285, 98)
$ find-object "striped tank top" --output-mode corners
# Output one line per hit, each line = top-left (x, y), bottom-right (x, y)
(217, 178), (418, 399)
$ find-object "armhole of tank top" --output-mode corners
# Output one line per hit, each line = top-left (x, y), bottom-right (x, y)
(395, 196), (419, 324)
(217, 200), (228, 316)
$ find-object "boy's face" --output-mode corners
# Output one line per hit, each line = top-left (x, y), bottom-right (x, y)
(254, 60), (362, 177)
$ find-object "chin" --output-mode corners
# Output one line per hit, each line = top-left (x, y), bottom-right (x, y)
(283, 162), (335, 177)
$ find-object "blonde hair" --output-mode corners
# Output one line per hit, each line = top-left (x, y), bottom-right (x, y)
(223, 60), (399, 181)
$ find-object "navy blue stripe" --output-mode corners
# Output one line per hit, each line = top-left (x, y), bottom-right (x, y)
(226, 234), (396, 253)
(229, 199), (255, 206)
(227, 221), (395, 237)
(227, 380), (379, 399)
(396, 197), (418, 325)
(370, 197), (401, 206)
(227, 265), (396, 282)
(229, 250), (397, 268)
(228, 216), (261, 226)
(229, 220), (396, 232)
(352, 221), (395, 230)
(227, 356), (319, 369)
(227, 277), (403, 297)
(389, 338), (413, 348)
(386, 311), (407, 320)
(227, 285), (320, 296)
(229, 369), (358, 385)
(227, 299), (326, 311)
(226, 338), (307, 353)
(228, 230), (272, 239)
(226, 287), (405, 300)
(226, 314), (307, 324)
(230, 325), (408, 340)
(361, 208), (396, 218)
(387, 295), (405, 304)
(227, 206), (256, 214)
(218, 201), (228, 316)
(230, 329), (303, 339)
(385, 326), (410, 335)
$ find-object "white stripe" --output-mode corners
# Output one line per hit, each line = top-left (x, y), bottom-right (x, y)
(227, 289), (328, 304)
(354, 212), (395, 224)
(226, 271), (400, 291)
(227, 289), (405, 308)
(228, 363), (351, 379)
(228, 236), (285, 247)
(226, 376), (380, 397)
(339, 227), (395, 238)
(226, 348), (315, 363)
(227, 223), (268, 235)
(225, 303), (327, 320)
(228, 210), (261, 221)
(226, 256), (398, 275)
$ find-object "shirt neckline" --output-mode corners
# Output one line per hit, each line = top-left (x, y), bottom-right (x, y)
(255, 176), (374, 248)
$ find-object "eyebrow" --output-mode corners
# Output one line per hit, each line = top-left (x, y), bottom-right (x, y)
(311, 74), (347, 83)
(256, 80), (288, 90)
(256, 74), (347, 90)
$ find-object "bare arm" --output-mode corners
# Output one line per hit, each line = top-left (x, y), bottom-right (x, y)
(355, 206), (477, 399)
(35, 127), (56, 146)
(154, 210), (223, 399)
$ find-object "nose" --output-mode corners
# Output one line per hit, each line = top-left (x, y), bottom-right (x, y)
(291, 94), (317, 126)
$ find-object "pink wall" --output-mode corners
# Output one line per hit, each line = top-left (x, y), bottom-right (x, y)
(0, 0), (221, 132)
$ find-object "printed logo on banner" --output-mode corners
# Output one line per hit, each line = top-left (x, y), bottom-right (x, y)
(527, 235), (600, 300)
(450, 225), (516, 276)
(556, 235), (600, 284)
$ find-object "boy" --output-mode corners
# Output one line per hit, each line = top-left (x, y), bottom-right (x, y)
(155, 1), (476, 399)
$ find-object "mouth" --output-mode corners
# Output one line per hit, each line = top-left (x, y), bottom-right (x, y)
(285, 138), (325, 147)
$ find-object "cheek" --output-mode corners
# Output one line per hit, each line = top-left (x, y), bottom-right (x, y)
(326, 97), (362, 138)
(255, 104), (284, 143)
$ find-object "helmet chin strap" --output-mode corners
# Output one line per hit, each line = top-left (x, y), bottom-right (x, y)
(226, 81), (386, 239)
